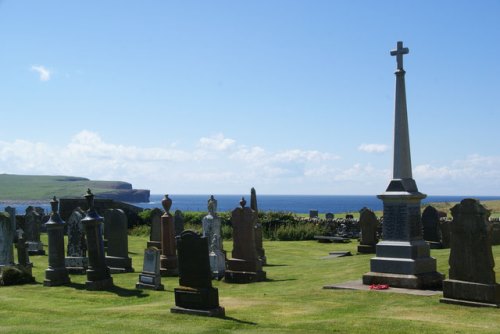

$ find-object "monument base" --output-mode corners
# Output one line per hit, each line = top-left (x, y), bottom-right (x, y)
(440, 279), (500, 307)
(362, 271), (444, 290)
(65, 257), (88, 274)
(105, 256), (134, 273)
(147, 241), (161, 249)
(135, 273), (164, 291)
(85, 277), (114, 291)
(43, 267), (71, 287)
(357, 244), (376, 254)
(427, 241), (443, 249)
(171, 306), (225, 317)
(173, 287), (222, 311)
(224, 269), (266, 283)
(160, 256), (178, 277)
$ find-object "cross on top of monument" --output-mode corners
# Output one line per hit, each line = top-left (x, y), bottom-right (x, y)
(390, 41), (409, 70)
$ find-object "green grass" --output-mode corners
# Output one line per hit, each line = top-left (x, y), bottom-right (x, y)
(1, 235), (500, 333)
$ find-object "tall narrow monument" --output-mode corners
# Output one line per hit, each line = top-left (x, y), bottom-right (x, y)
(362, 42), (443, 289)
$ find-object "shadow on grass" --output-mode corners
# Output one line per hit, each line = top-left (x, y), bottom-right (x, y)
(67, 282), (149, 298)
(264, 278), (297, 283)
(221, 315), (257, 325)
(263, 263), (287, 267)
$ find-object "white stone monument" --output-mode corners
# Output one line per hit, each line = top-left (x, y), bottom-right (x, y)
(202, 195), (225, 279)
(362, 41), (444, 289)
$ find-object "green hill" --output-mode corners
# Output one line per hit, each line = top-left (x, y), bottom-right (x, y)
(0, 174), (150, 202)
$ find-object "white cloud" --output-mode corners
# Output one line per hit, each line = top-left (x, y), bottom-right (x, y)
(30, 65), (51, 81)
(198, 133), (235, 151)
(358, 143), (388, 153)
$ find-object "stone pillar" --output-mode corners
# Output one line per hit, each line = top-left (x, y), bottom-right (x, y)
(251, 187), (266, 266)
(160, 195), (178, 276)
(82, 189), (113, 290)
(44, 196), (71, 287)
(362, 42), (443, 289)
(147, 208), (162, 249)
(0, 211), (15, 267)
(202, 195), (226, 279)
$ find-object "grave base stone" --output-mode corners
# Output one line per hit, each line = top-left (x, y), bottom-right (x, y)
(65, 257), (88, 274)
(357, 244), (376, 254)
(363, 271), (444, 290)
(44, 267), (71, 287)
(440, 279), (500, 308)
(171, 287), (225, 317)
(225, 258), (266, 283)
(27, 242), (45, 256)
(106, 256), (134, 274)
(85, 276), (114, 291)
(136, 273), (164, 291)
(427, 241), (443, 249)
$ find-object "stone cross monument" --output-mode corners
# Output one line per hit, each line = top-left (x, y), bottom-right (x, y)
(362, 41), (443, 289)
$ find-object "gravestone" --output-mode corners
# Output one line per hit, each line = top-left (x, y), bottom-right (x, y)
(225, 198), (266, 283)
(160, 195), (178, 276)
(357, 208), (378, 254)
(44, 197), (71, 287)
(0, 211), (15, 267)
(136, 247), (164, 290)
(441, 199), (500, 307)
(362, 42), (443, 289)
(325, 213), (335, 220)
(4, 207), (16, 264)
(171, 230), (225, 317)
(65, 208), (88, 273)
(147, 208), (162, 250)
(24, 206), (45, 255)
(440, 219), (452, 249)
(15, 229), (32, 275)
(202, 195), (225, 279)
(309, 210), (319, 219)
(82, 189), (113, 290)
(421, 206), (442, 248)
(251, 187), (266, 266)
(105, 209), (134, 273)
(174, 210), (184, 236)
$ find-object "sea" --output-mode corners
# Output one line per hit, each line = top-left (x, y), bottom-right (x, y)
(2, 194), (500, 214)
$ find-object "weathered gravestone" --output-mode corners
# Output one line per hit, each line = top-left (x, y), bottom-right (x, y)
(439, 218), (452, 249)
(147, 208), (162, 250)
(24, 206), (45, 255)
(309, 210), (319, 219)
(65, 208), (88, 273)
(251, 187), (266, 266)
(325, 213), (335, 220)
(44, 197), (71, 287)
(15, 229), (32, 275)
(225, 198), (266, 283)
(105, 209), (134, 273)
(171, 230), (225, 317)
(160, 195), (178, 276)
(202, 195), (225, 279)
(0, 211), (15, 267)
(357, 208), (378, 254)
(421, 206), (442, 248)
(489, 221), (500, 245)
(441, 199), (500, 307)
(82, 189), (113, 290)
(362, 42), (443, 289)
(174, 210), (184, 237)
(136, 247), (163, 290)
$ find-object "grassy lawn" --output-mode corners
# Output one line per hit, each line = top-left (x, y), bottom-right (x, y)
(1, 235), (500, 333)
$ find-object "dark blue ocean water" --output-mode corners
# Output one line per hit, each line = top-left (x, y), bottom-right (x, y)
(3, 194), (500, 214)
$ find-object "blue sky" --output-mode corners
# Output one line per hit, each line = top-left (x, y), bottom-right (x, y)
(1, 1), (499, 195)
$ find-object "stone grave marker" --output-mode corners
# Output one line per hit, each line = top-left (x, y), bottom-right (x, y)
(309, 210), (319, 219)
(0, 211), (15, 267)
(65, 208), (88, 273)
(251, 187), (266, 266)
(136, 247), (163, 290)
(421, 205), (442, 248)
(439, 219), (452, 249)
(441, 198), (500, 307)
(147, 208), (162, 250)
(171, 230), (225, 317)
(325, 213), (334, 220)
(357, 208), (378, 254)
(15, 229), (32, 275)
(4, 207), (16, 264)
(225, 198), (266, 283)
(174, 210), (184, 236)
(24, 206), (45, 255)
(202, 195), (225, 279)
(44, 197), (71, 287)
(82, 189), (113, 290)
(160, 195), (178, 276)
(105, 209), (134, 273)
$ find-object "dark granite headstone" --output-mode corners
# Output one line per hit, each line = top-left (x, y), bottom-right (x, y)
(441, 199), (500, 307)
(82, 189), (113, 290)
(0, 211), (15, 266)
(171, 230), (225, 317)
(44, 197), (71, 287)
(136, 247), (163, 290)
(421, 206), (442, 248)
(309, 210), (319, 219)
(24, 206), (45, 255)
(224, 198), (266, 283)
(65, 208), (88, 273)
(147, 208), (162, 249)
(105, 209), (133, 273)
(174, 210), (184, 236)
(357, 208), (378, 254)
(15, 230), (32, 274)
(439, 219), (452, 249)
(251, 188), (266, 266)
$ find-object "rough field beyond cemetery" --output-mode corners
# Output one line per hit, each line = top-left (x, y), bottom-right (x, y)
(1, 235), (499, 334)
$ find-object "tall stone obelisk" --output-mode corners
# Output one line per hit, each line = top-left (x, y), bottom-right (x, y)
(362, 42), (444, 289)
